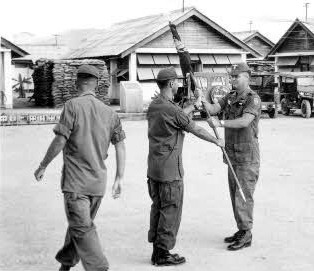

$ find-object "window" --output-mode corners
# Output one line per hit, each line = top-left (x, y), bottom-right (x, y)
(228, 55), (242, 64)
(214, 55), (230, 64)
(137, 68), (154, 80)
(152, 55), (170, 65)
(137, 54), (154, 65)
(199, 55), (216, 64)
(277, 57), (299, 66)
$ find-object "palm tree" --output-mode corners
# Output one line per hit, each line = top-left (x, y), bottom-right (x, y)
(12, 74), (32, 98)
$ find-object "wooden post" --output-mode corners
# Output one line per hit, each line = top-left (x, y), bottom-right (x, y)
(274, 56), (280, 106)
(241, 52), (247, 62)
(1, 50), (13, 108)
(109, 58), (120, 103)
(129, 52), (137, 81)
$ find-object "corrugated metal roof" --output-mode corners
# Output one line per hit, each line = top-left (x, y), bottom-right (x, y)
(16, 44), (69, 62)
(66, 7), (260, 59)
(1, 37), (29, 57)
(233, 31), (258, 42)
(233, 30), (274, 46)
(67, 7), (195, 59)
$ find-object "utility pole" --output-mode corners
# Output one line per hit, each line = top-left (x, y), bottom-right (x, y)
(53, 34), (60, 48)
(182, 0), (185, 12)
(305, 2), (310, 22)
(249, 20), (253, 32)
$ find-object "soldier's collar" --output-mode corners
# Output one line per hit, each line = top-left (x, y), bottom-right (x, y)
(79, 90), (96, 97)
(235, 88), (251, 102)
(159, 93), (174, 103)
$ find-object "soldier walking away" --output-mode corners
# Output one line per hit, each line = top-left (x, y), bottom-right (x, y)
(147, 67), (225, 266)
(34, 65), (126, 271)
(204, 62), (261, 251)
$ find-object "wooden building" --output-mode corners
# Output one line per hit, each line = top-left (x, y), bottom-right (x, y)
(1, 37), (29, 108)
(233, 30), (274, 59)
(67, 7), (259, 104)
(267, 19), (314, 73)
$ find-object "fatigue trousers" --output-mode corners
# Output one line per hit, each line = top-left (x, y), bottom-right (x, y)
(147, 179), (184, 251)
(55, 192), (109, 271)
(228, 164), (259, 231)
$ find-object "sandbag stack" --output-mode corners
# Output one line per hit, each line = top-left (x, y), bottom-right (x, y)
(32, 59), (110, 108)
(32, 59), (54, 107)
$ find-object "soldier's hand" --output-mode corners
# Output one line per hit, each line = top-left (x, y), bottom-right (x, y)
(34, 166), (45, 182)
(112, 177), (122, 199)
(151, 91), (159, 101)
(215, 138), (225, 148)
(206, 117), (221, 128)
(194, 95), (202, 108)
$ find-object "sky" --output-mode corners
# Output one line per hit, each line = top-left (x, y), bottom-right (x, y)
(1, 0), (313, 43)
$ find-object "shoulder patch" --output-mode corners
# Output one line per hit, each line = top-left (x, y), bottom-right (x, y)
(254, 97), (259, 105)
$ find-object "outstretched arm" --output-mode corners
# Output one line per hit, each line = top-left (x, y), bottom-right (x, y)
(34, 135), (67, 182)
(202, 100), (222, 116)
(207, 113), (255, 129)
(189, 124), (225, 147)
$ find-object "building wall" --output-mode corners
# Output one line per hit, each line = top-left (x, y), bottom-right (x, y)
(278, 25), (314, 53)
(0, 49), (13, 108)
(246, 36), (272, 57)
(144, 16), (242, 50)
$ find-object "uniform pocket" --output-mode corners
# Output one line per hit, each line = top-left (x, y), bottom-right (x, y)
(64, 193), (90, 229)
(160, 182), (181, 208)
(235, 105), (244, 117)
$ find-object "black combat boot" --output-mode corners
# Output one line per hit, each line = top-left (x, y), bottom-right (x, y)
(154, 247), (186, 266)
(224, 230), (245, 243)
(227, 230), (252, 251)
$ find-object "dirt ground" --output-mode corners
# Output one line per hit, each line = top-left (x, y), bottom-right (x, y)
(1, 115), (314, 271)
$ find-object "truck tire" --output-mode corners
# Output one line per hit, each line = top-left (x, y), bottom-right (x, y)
(281, 98), (290, 116)
(268, 108), (277, 118)
(301, 100), (312, 118)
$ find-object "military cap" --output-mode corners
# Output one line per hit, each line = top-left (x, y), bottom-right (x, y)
(156, 67), (178, 81)
(77, 64), (99, 78)
(230, 62), (251, 76)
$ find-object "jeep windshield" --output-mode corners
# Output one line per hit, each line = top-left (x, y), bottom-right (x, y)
(297, 77), (314, 86)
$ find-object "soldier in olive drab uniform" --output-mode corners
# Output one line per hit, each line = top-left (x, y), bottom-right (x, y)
(34, 65), (126, 271)
(147, 67), (225, 266)
(205, 62), (261, 251)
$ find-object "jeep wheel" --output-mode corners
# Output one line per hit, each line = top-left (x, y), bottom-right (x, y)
(281, 98), (290, 115)
(268, 108), (277, 118)
(301, 100), (312, 118)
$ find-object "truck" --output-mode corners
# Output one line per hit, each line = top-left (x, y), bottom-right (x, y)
(249, 71), (278, 118)
(279, 72), (314, 118)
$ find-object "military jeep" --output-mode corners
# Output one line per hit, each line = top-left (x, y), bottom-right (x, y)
(279, 72), (314, 118)
(249, 71), (278, 118)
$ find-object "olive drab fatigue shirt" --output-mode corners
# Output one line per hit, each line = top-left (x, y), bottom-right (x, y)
(53, 91), (126, 196)
(147, 94), (196, 182)
(218, 88), (261, 165)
